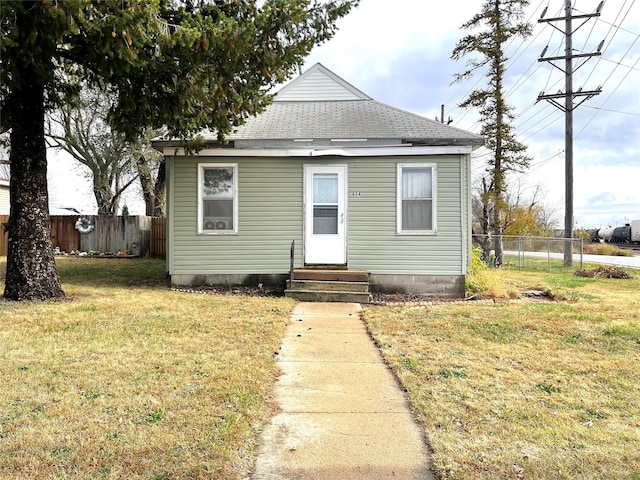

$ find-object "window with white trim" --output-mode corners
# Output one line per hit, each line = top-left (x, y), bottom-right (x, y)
(397, 163), (436, 234)
(198, 163), (237, 234)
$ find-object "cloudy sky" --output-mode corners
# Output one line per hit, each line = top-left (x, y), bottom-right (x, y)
(49, 0), (639, 228)
(298, 0), (640, 229)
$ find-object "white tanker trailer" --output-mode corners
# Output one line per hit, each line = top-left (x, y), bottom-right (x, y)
(598, 226), (615, 242)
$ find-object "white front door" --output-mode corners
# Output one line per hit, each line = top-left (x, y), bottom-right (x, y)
(304, 165), (347, 265)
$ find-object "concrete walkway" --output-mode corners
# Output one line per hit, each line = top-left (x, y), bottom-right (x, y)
(252, 302), (434, 480)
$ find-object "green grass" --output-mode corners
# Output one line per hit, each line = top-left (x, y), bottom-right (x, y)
(0, 257), (295, 479)
(501, 254), (586, 272)
(364, 266), (640, 479)
(3, 256), (639, 479)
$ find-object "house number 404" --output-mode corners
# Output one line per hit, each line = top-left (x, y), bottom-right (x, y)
(351, 191), (361, 197)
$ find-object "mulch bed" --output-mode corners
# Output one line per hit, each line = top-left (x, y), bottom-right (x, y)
(171, 285), (286, 297)
(170, 285), (478, 305)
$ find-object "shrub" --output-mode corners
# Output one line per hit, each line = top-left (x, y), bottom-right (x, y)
(470, 246), (487, 274)
(466, 247), (519, 298)
(583, 243), (632, 257)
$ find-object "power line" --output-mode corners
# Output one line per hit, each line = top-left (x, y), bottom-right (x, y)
(577, 50), (640, 137)
(580, 0), (634, 88)
(537, 0), (603, 266)
(581, 103), (640, 116)
(449, 0), (639, 164)
(520, 110), (565, 143)
(597, 54), (640, 72)
(528, 149), (565, 172)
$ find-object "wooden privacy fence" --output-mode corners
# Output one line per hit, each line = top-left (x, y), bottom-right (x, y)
(0, 215), (167, 259)
(151, 217), (166, 259)
(80, 216), (152, 257)
(51, 216), (81, 253)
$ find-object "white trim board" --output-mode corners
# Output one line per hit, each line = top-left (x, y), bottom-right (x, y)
(161, 146), (473, 157)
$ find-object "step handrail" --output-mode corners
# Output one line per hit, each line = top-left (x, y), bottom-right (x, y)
(289, 240), (295, 282)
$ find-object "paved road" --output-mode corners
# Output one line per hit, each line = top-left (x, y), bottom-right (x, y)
(580, 252), (640, 269)
(509, 251), (640, 269)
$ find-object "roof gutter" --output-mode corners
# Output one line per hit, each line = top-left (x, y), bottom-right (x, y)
(155, 145), (474, 157)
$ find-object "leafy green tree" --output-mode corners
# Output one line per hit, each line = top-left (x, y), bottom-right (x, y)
(452, 0), (532, 266)
(0, 0), (356, 300)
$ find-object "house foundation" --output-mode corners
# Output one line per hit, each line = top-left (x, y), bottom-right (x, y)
(170, 272), (466, 298)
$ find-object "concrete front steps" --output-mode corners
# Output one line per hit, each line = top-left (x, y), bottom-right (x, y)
(285, 269), (371, 303)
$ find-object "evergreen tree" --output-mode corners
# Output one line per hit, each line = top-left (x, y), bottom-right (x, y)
(0, 0), (356, 300)
(452, 0), (532, 266)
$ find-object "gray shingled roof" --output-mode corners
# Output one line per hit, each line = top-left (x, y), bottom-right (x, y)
(229, 100), (484, 146)
(225, 63), (483, 147)
(153, 63), (483, 148)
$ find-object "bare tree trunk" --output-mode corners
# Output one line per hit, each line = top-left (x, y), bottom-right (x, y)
(93, 181), (117, 216)
(138, 155), (155, 216)
(479, 176), (492, 262)
(4, 56), (64, 300)
(138, 156), (165, 217)
(493, 208), (504, 267)
(153, 158), (166, 217)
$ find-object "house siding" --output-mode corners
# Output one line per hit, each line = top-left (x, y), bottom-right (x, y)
(168, 153), (469, 282)
(275, 68), (365, 101)
(347, 156), (466, 276)
(0, 183), (9, 215)
(169, 156), (304, 276)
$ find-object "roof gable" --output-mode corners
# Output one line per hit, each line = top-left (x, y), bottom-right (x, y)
(152, 64), (484, 149)
(275, 63), (371, 102)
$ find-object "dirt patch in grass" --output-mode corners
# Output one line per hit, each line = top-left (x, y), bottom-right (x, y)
(371, 293), (471, 305)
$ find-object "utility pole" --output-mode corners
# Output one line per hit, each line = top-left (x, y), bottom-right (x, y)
(537, 1), (603, 266)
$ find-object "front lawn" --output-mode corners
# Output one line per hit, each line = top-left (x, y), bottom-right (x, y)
(2, 257), (639, 479)
(0, 257), (294, 479)
(364, 266), (640, 479)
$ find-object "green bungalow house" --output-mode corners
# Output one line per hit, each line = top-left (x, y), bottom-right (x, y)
(153, 63), (484, 302)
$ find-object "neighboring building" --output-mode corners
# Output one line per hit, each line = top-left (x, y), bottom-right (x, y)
(0, 176), (9, 215)
(153, 63), (484, 298)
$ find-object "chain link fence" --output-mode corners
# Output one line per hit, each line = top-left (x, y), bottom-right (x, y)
(472, 235), (584, 270)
